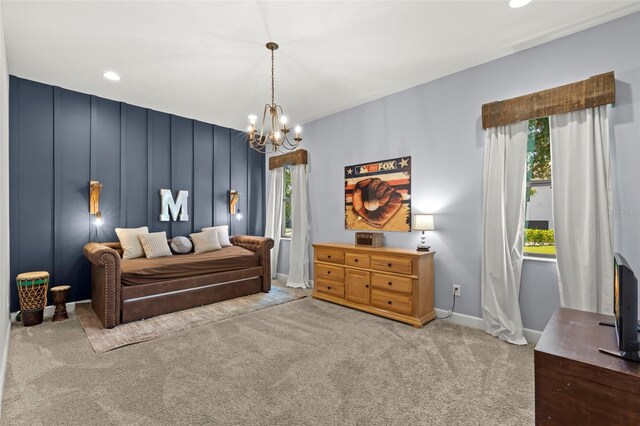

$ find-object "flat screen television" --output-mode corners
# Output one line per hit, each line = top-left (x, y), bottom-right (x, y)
(599, 253), (640, 362)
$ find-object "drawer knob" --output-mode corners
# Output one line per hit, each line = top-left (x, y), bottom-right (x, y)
(327, 271), (331, 274)
(327, 255), (331, 259)
(387, 263), (392, 267)
(328, 286), (331, 290)
(388, 301), (392, 305)
(388, 282), (393, 286)
(365, 284), (369, 288)
(354, 259), (358, 262)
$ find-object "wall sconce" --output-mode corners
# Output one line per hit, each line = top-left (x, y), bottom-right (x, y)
(90, 180), (104, 227)
(413, 214), (435, 252)
(229, 190), (239, 215)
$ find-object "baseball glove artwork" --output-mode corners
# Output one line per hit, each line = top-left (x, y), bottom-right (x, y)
(351, 178), (403, 227)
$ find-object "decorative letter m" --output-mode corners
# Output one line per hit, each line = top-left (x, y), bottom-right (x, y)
(159, 189), (189, 222)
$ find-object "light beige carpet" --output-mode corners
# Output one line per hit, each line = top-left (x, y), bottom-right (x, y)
(2, 297), (534, 425)
(76, 281), (307, 353)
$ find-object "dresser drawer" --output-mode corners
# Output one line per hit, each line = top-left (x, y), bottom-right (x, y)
(315, 264), (345, 282)
(371, 255), (413, 275)
(315, 280), (345, 298)
(371, 289), (413, 315)
(371, 273), (412, 294)
(316, 249), (345, 264)
(345, 253), (370, 268)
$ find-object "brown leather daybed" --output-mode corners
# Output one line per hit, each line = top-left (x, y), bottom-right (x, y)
(83, 236), (274, 328)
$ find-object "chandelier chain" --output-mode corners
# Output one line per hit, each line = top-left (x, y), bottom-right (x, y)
(271, 48), (275, 106)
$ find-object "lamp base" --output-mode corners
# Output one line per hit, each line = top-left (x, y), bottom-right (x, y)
(416, 231), (430, 252)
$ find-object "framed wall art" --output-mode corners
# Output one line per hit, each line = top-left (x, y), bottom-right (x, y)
(344, 156), (411, 232)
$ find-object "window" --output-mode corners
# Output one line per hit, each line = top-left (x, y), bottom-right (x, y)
(524, 117), (555, 258)
(281, 166), (292, 238)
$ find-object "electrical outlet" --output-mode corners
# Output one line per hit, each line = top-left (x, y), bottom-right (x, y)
(453, 284), (461, 297)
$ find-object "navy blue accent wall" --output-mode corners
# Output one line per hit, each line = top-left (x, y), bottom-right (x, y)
(9, 77), (265, 311)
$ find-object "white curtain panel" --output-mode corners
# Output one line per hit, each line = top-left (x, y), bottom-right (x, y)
(550, 106), (613, 314)
(481, 121), (528, 345)
(265, 167), (283, 279)
(287, 164), (310, 289)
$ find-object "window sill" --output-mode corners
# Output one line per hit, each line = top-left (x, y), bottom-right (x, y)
(280, 237), (292, 241)
(523, 256), (557, 263)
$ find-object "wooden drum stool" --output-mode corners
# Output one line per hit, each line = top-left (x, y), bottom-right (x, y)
(16, 271), (49, 327)
(50, 286), (70, 321)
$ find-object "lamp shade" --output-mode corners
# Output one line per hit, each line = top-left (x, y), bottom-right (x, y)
(413, 214), (434, 231)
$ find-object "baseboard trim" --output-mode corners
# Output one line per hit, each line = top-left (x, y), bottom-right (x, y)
(434, 309), (542, 344)
(0, 319), (10, 417)
(10, 299), (90, 323)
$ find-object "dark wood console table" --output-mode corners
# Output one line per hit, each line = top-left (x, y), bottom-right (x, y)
(535, 307), (640, 425)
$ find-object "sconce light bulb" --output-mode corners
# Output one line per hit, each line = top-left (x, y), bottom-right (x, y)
(94, 212), (104, 227)
(248, 114), (257, 125)
(236, 212), (243, 221)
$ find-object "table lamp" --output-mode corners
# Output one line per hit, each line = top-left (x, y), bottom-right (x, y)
(413, 214), (434, 252)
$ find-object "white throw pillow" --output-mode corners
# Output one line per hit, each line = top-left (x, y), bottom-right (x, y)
(115, 226), (149, 260)
(170, 236), (193, 254)
(138, 232), (173, 259)
(201, 225), (232, 247)
(190, 231), (222, 254)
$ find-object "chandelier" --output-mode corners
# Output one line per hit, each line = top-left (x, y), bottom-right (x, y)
(247, 42), (302, 153)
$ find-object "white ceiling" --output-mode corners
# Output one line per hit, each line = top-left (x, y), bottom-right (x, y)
(4, 1), (640, 131)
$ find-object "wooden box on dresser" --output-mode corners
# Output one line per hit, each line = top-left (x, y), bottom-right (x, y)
(312, 243), (435, 327)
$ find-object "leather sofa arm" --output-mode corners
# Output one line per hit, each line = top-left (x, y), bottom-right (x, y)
(83, 242), (122, 328)
(231, 236), (274, 291)
(84, 242), (121, 268)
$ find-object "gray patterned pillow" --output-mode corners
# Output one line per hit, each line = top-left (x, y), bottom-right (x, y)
(170, 236), (193, 254)
(190, 231), (222, 254)
(138, 232), (173, 259)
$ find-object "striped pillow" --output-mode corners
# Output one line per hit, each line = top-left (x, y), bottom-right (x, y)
(190, 231), (222, 254)
(138, 232), (173, 259)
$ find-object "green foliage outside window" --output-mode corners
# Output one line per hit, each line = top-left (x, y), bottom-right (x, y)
(524, 228), (554, 245)
(282, 166), (292, 237)
(524, 117), (555, 257)
(526, 117), (551, 198)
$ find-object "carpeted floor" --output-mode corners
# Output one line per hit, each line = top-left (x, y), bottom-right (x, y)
(2, 298), (534, 425)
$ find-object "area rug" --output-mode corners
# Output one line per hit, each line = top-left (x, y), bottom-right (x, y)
(76, 281), (306, 353)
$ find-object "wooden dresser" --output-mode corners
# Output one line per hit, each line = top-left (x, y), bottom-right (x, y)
(312, 243), (435, 327)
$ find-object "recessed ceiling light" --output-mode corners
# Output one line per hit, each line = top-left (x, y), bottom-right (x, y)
(102, 71), (120, 81)
(509, 0), (532, 8)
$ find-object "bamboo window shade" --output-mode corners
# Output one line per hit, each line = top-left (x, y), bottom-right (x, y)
(481, 72), (615, 129)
